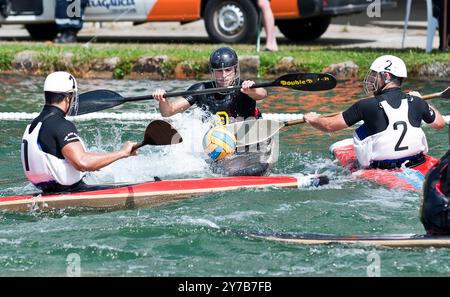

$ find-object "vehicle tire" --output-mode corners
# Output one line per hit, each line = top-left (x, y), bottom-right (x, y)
(277, 16), (331, 42)
(204, 0), (258, 43)
(25, 23), (58, 41)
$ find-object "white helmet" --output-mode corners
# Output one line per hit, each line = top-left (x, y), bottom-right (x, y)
(369, 55), (407, 78)
(364, 55), (407, 94)
(44, 71), (79, 115)
(44, 71), (77, 93)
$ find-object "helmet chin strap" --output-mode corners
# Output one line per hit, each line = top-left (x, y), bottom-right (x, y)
(65, 95), (73, 115)
(380, 72), (391, 84)
(373, 72), (389, 95)
(65, 93), (77, 116)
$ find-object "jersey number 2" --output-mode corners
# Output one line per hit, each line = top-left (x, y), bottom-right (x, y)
(393, 121), (408, 151)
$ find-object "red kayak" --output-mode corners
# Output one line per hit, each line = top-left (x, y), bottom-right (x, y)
(330, 139), (438, 192)
(0, 175), (329, 212)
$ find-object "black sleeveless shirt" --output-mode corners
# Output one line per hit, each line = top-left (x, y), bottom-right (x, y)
(342, 88), (436, 137)
(29, 105), (81, 159)
(184, 81), (261, 121)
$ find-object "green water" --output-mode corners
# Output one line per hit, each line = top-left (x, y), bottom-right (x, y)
(1, 74), (450, 276)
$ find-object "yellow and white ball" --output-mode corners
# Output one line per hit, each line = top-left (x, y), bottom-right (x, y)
(203, 126), (237, 161)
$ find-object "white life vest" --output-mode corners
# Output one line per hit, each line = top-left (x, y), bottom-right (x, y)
(353, 98), (428, 168)
(20, 121), (85, 187)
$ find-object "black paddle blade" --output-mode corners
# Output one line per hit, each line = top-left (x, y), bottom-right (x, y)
(144, 120), (183, 146)
(70, 90), (125, 116)
(272, 73), (337, 91)
(441, 87), (450, 99)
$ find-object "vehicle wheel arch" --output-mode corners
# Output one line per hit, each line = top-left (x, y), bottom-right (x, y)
(200, 0), (258, 16)
(202, 0), (259, 43)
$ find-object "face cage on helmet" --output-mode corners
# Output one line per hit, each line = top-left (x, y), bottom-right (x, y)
(363, 69), (381, 95)
(210, 62), (240, 93)
(66, 91), (79, 116)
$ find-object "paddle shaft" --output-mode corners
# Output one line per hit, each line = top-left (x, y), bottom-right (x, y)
(282, 113), (339, 127)
(74, 72), (337, 116)
(116, 72), (338, 102)
(283, 89), (449, 128)
(122, 81), (275, 103)
(423, 91), (445, 100)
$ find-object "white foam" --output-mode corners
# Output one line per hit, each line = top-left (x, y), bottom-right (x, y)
(219, 210), (265, 221)
(84, 112), (215, 184)
(178, 216), (220, 229)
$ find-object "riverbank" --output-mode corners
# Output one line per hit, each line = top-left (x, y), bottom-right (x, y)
(3, 42), (450, 81)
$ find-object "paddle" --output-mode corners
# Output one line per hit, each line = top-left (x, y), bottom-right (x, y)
(70, 72), (337, 116)
(304, 86), (450, 122)
(132, 119), (183, 152)
(422, 86), (450, 100)
(227, 87), (450, 147)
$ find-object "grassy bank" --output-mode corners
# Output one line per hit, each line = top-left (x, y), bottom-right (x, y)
(2, 42), (450, 79)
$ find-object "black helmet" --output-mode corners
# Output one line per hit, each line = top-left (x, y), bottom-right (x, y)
(421, 150), (450, 234)
(209, 47), (238, 70)
(209, 47), (240, 89)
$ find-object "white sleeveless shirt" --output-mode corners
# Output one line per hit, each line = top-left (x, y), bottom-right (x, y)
(353, 98), (428, 168)
(21, 121), (85, 187)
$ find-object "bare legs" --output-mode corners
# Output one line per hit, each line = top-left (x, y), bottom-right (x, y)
(257, 0), (278, 51)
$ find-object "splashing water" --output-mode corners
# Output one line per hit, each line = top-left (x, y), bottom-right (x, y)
(84, 111), (216, 184)
(1, 76), (450, 276)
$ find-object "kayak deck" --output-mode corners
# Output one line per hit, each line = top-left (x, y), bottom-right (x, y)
(330, 139), (438, 192)
(209, 152), (272, 176)
(209, 138), (279, 176)
(244, 231), (450, 248)
(0, 175), (328, 212)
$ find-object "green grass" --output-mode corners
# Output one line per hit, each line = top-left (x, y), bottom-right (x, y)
(2, 42), (450, 79)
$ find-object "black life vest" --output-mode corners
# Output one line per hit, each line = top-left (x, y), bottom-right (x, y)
(421, 149), (450, 234)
